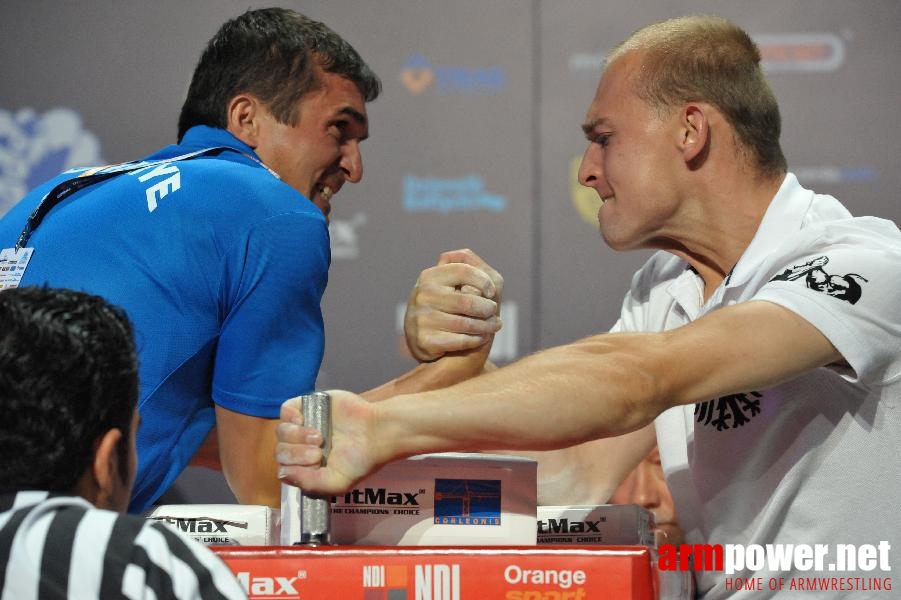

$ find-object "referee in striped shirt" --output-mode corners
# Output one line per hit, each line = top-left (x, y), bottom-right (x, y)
(0, 287), (246, 599)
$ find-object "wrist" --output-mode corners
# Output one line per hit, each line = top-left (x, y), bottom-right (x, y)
(370, 396), (409, 464)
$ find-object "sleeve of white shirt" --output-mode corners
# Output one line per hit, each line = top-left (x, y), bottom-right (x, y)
(753, 216), (901, 386)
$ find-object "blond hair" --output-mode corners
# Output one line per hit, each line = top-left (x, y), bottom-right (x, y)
(609, 15), (786, 176)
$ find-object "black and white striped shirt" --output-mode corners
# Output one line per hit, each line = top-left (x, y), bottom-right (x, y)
(0, 491), (247, 599)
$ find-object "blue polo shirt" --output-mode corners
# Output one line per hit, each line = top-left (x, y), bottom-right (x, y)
(0, 126), (329, 512)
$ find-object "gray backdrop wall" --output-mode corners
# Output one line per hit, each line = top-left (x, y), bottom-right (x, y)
(2, 1), (899, 504)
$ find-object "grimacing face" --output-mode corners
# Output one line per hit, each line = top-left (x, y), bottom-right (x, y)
(253, 69), (369, 223)
(578, 53), (687, 252)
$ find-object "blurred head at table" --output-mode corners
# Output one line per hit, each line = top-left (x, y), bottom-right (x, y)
(608, 446), (684, 547)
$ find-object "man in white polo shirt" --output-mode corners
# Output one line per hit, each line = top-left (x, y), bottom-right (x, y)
(277, 15), (900, 598)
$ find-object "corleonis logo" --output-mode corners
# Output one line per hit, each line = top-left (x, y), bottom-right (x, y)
(753, 33), (846, 72)
(434, 479), (502, 525)
(363, 563), (460, 599)
(400, 54), (505, 95)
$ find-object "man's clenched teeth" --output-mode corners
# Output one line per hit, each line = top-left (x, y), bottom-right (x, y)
(319, 185), (333, 201)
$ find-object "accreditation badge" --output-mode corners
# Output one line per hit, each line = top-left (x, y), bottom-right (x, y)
(0, 247), (34, 290)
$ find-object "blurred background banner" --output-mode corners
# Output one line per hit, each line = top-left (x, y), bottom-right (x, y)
(2, 0), (898, 502)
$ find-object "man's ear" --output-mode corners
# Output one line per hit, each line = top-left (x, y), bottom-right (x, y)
(91, 428), (123, 509)
(226, 94), (263, 148)
(680, 103), (710, 166)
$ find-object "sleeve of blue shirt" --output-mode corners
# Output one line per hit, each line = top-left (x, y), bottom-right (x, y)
(212, 209), (329, 418)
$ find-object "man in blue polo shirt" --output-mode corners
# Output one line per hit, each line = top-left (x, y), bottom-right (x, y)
(0, 8), (502, 513)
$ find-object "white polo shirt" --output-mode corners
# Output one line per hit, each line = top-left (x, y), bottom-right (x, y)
(611, 173), (901, 598)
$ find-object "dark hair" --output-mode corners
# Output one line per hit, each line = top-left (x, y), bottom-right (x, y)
(609, 15), (787, 177)
(0, 287), (138, 493)
(177, 7), (381, 141)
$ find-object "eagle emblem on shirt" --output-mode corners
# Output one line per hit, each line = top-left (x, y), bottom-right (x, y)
(695, 391), (763, 431)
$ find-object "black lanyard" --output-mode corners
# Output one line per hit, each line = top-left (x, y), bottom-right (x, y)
(14, 146), (240, 251)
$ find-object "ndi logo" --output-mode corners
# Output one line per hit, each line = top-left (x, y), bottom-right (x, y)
(363, 564), (409, 597)
(400, 54), (505, 95)
(0, 107), (104, 215)
(403, 174), (506, 214)
(362, 564), (460, 600)
(415, 564), (460, 600)
(434, 479), (501, 526)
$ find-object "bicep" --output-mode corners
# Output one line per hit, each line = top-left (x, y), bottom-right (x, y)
(215, 404), (281, 507)
(659, 300), (841, 407)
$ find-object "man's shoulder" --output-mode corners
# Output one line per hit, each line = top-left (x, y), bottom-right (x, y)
(789, 215), (901, 258)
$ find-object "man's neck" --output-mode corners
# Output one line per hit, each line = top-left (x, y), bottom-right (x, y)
(665, 170), (785, 301)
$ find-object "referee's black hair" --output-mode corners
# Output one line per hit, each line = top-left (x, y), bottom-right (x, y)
(0, 287), (138, 493)
(177, 7), (381, 141)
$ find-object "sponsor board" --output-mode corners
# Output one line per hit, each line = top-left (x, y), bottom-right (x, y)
(402, 174), (506, 215)
(400, 54), (506, 95)
(147, 504), (278, 546)
(215, 545), (656, 599)
(281, 453), (535, 546)
(566, 32), (846, 76)
(537, 505), (654, 547)
(0, 107), (104, 215)
(794, 166), (878, 185)
(329, 212), (367, 260)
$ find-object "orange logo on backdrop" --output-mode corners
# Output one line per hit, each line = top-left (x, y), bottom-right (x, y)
(400, 68), (435, 94)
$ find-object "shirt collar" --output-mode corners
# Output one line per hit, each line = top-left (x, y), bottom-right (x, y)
(726, 172), (813, 287)
(0, 490), (74, 512)
(178, 125), (258, 157)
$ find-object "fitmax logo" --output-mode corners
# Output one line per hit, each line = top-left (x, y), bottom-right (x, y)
(150, 516), (247, 533)
(538, 518), (602, 534)
(332, 487), (422, 506)
(235, 572), (300, 597)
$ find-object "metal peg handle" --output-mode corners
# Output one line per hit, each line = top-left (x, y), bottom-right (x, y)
(298, 391), (331, 545)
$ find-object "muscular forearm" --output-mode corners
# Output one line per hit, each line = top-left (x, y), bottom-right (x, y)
(370, 333), (667, 464)
(362, 345), (493, 402)
(276, 301), (844, 499)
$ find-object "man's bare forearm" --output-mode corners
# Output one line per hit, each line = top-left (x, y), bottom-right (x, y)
(362, 345), (493, 402)
(370, 333), (667, 464)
